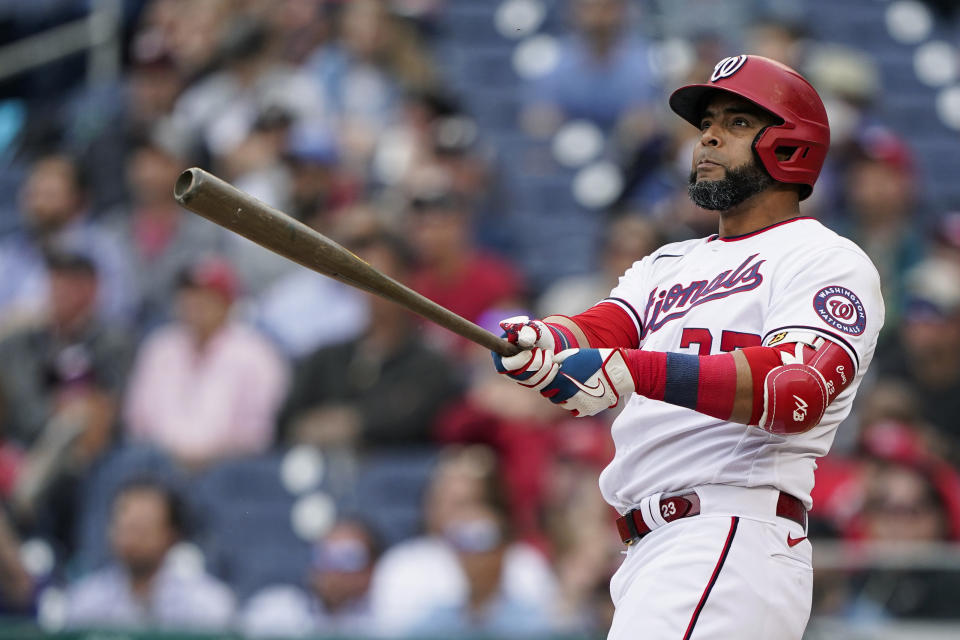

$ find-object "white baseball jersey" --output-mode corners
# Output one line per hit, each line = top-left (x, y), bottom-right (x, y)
(597, 217), (884, 513)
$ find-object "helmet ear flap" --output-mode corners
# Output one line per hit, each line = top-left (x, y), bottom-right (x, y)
(752, 122), (826, 200)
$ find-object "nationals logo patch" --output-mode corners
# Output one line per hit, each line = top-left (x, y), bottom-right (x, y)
(711, 55), (748, 82)
(813, 286), (866, 336)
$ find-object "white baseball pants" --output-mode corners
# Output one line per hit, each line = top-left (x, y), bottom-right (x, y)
(607, 486), (812, 640)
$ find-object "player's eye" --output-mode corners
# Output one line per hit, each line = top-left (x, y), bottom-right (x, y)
(699, 120), (711, 131)
(733, 117), (750, 127)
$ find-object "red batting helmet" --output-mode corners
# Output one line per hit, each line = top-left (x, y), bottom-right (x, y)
(670, 55), (830, 200)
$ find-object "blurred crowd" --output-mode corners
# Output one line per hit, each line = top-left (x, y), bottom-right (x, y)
(1, 0), (960, 637)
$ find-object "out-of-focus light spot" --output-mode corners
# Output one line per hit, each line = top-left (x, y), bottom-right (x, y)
(936, 85), (960, 129)
(552, 120), (605, 168)
(435, 116), (479, 152)
(291, 492), (336, 541)
(495, 0), (545, 39)
(915, 41), (959, 87)
(513, 35), (560, 79)
(281, 445), (325, 494)
(37, 587), (67, 631)
(822, 98), (860, 146)
(20, 538), (54, 577)
(168, 542), (206, 577)
(649, 38), (695, 83)
(573, 162), (624, 209)
(886, 1), (933, 44)
(372, 129), (415, 186)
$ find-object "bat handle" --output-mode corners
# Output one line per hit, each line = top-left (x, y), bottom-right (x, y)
(491, 338), (522, 357)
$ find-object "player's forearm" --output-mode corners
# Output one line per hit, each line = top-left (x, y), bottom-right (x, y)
(622, 349), (748, 424)
(622, 340), (853, 433)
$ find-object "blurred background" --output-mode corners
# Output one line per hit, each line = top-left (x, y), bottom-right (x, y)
(0, 0), (959, 638)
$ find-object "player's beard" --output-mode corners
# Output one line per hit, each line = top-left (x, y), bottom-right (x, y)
(687, 160), (775, 211)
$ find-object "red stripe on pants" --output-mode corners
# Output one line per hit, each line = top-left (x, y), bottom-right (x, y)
(683, 516), (740, 640)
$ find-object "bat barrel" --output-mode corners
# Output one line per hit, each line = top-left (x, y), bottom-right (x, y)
(173, 167), (201, 202)
(173, 167), (521, 357)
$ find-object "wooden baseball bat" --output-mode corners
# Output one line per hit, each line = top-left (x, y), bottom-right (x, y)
(173, 167), (520, 357)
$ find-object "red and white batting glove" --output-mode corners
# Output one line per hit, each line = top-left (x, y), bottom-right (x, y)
(498, 315), (575, 351)
(493, 347), (559, 392)
(540, 348), (636, 417)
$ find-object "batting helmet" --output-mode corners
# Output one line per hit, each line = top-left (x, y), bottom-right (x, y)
(670, 55), (830, 200)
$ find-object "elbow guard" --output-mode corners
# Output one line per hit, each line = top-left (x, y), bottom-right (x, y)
(742, 337), (855, 435)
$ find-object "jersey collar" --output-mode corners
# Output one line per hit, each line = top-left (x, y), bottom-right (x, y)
(709, 216), (814, 243)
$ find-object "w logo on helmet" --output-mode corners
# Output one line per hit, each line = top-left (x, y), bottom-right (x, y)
(711, 55), (748, 82)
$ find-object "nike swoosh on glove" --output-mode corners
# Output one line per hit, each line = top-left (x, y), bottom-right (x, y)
(541, 348), (636, 417)
(493, 347), (559, 392)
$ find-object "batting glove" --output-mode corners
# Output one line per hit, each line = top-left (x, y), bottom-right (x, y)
(541, 348), (636, 417)
(499, 315), (574, 351)
(493, 347), (560, 392)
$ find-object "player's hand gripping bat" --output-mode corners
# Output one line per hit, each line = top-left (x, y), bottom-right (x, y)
(173, 167), (520, 357)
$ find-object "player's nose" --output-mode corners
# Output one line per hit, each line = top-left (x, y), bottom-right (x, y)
(699, 125), (721, 147)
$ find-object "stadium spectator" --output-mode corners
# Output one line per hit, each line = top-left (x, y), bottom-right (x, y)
(253, 265), (368, 359)
(171, 15), (327, 165)
(877, 259), (960, 448)
(547, 467), (621, 633)
(810, 412), (960, 621)
(63, 479), (234, 630)
(0, 251), (132, 452)
(251, 200), (369, 360)
(282, 123), (358, 227)
(124, 257), (288, 470)
(834, 128), (928, 338)
(219, 106), (304, 295)
(240, 518), (380, 637)
(305, 0), (438, 170)
(370, 446), (558, 635)
(521, 0), (659, 140)
(108, 138), (223, 330)
(406, 184), (526, 354)
(253, 0), (333, 66)
(0, 155), (136, 327)
(839, 446), (960, 620)
(0, 251), (133, 550)
(279, 226), (461, 449)
(408, 500), (555, 636)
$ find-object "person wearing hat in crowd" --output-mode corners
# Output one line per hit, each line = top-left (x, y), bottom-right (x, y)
(123, 256), (288, 470)
(0, 250), (133, 453)
(239, 518), (380, 637)
(834, 126), (928, 340)
(0, 250), (134, 551)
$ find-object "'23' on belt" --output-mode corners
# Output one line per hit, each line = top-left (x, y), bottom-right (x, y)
(616, 491), (806, 545)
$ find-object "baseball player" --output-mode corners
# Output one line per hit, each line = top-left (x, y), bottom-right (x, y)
(493, 55), (883, 639)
